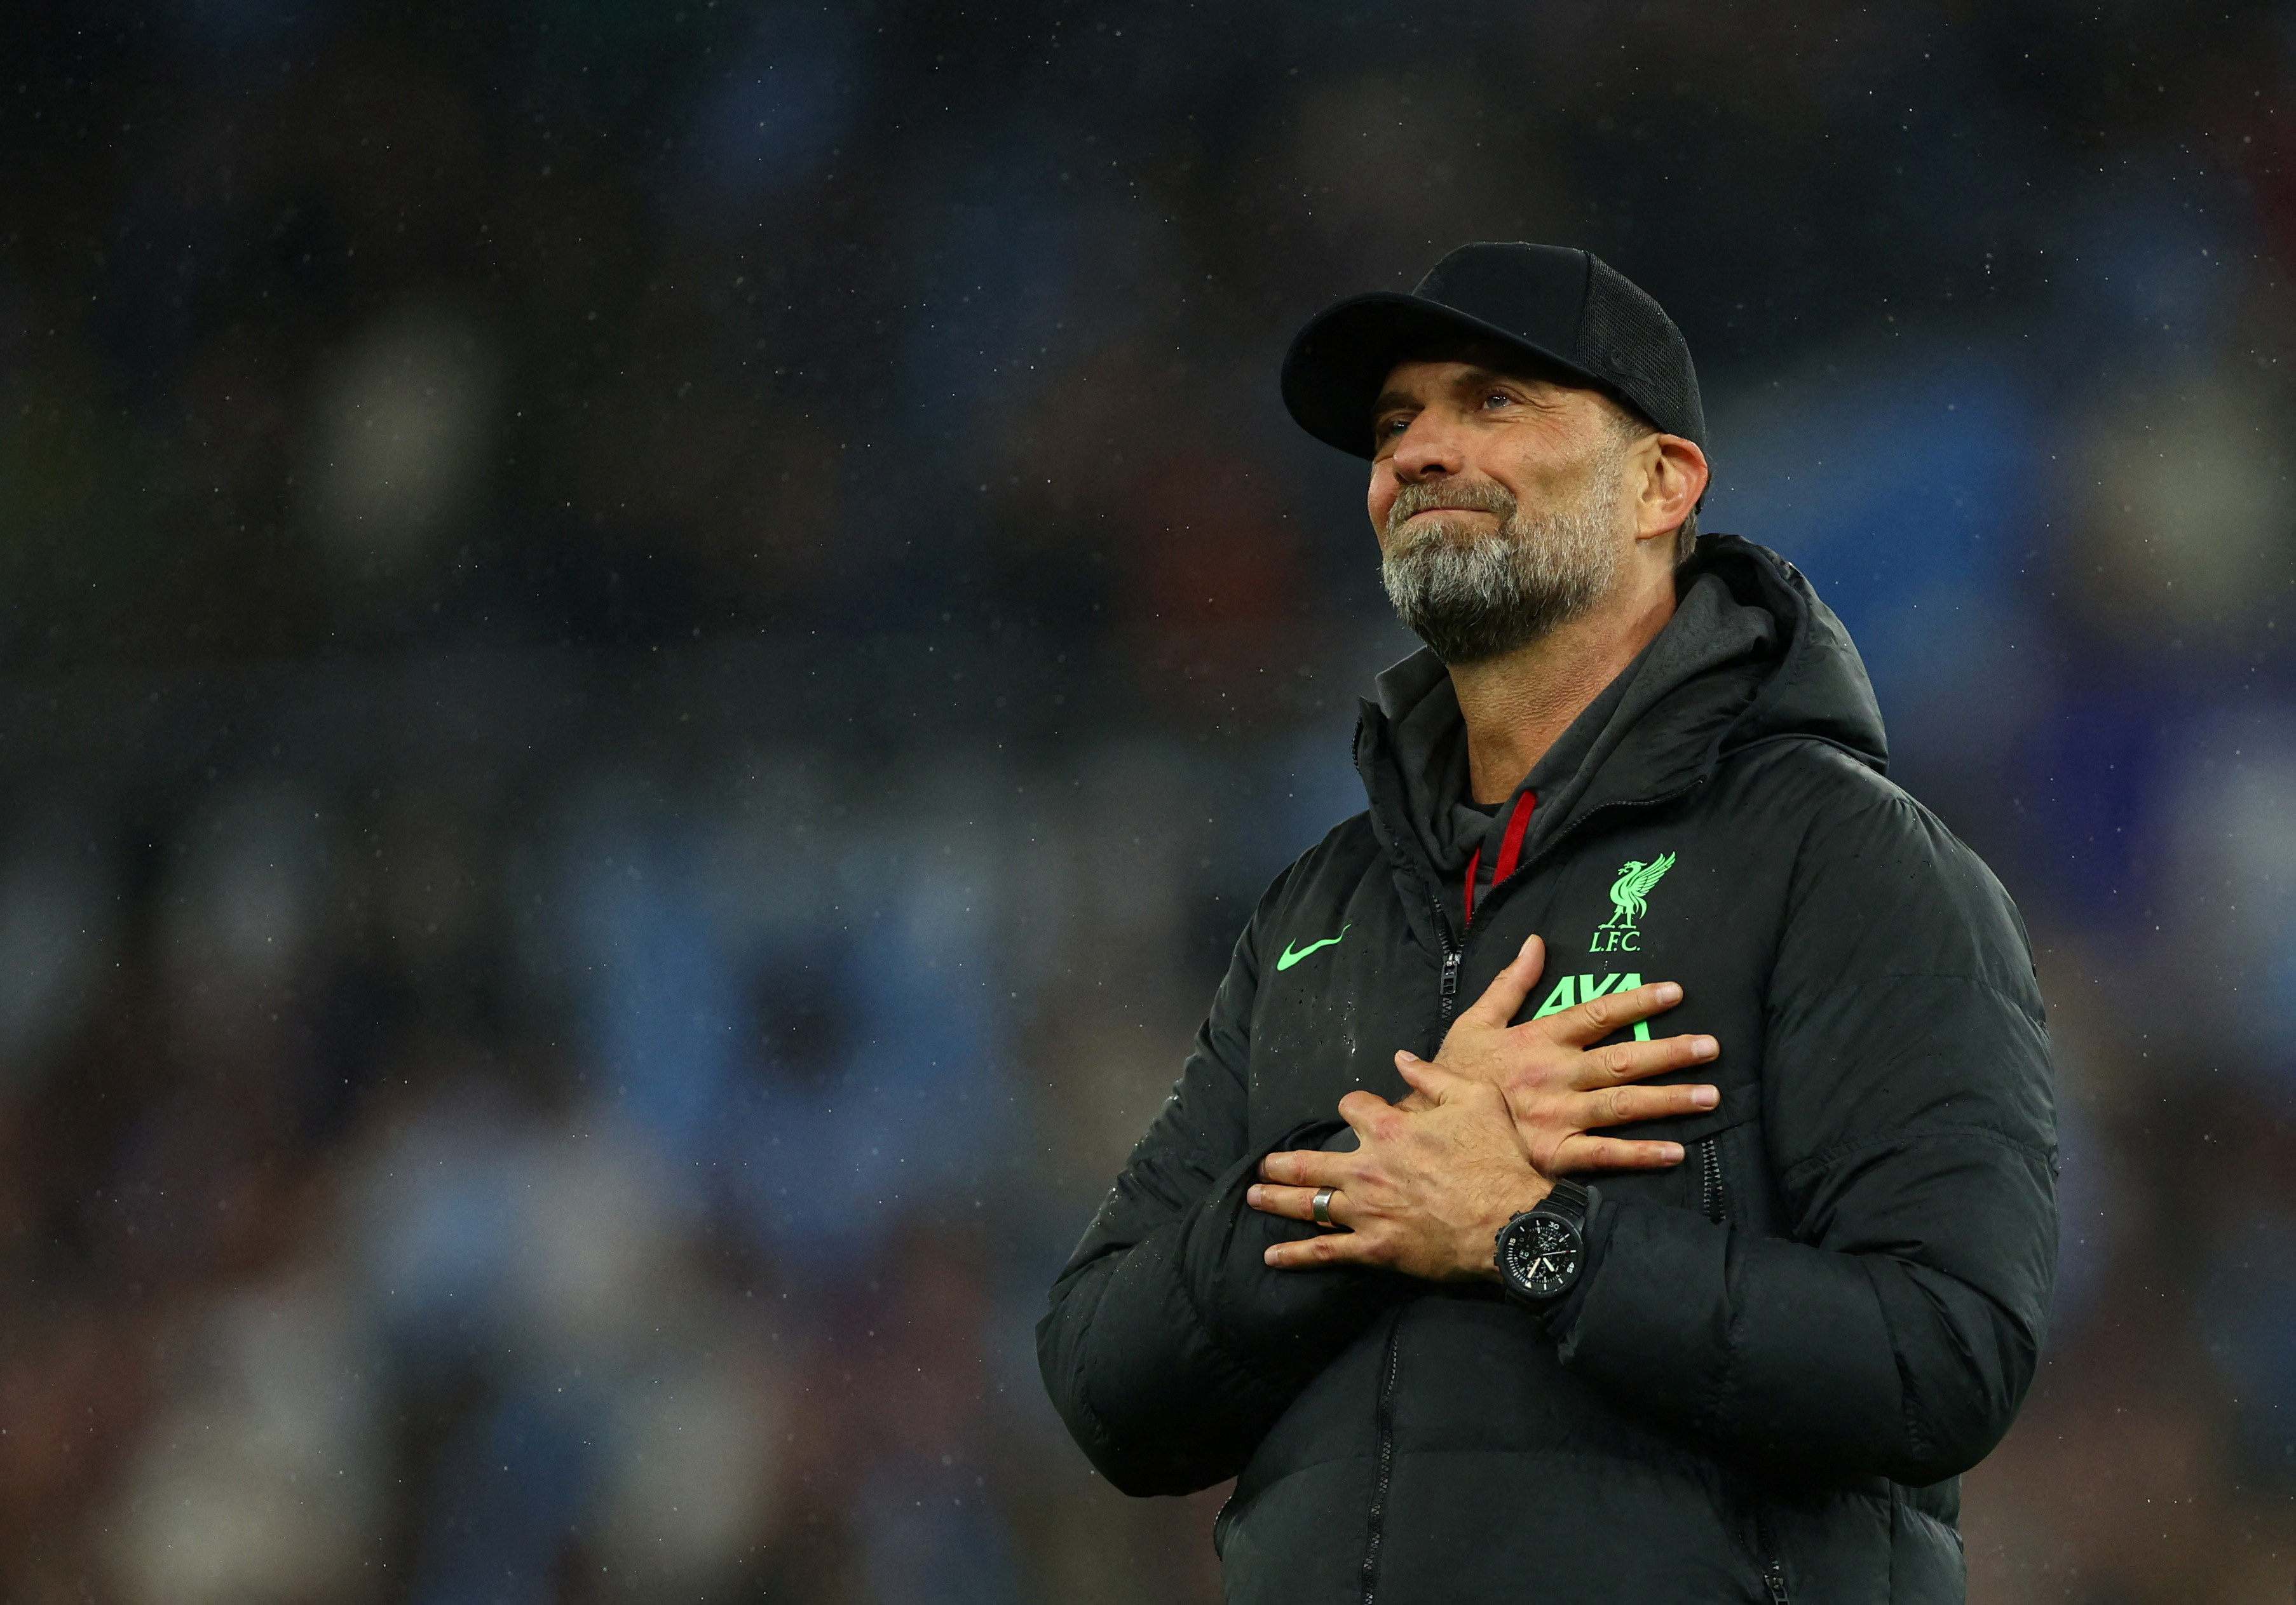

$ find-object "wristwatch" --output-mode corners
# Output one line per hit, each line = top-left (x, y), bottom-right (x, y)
(1495, 1178), (1595, 1303)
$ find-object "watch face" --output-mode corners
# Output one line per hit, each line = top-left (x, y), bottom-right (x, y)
(1502, 1214), (1582, 1299)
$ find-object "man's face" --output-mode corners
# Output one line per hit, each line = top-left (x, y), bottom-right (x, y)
(1368, 357), (1638, 665)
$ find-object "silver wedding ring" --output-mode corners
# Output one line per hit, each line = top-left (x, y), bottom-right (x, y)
(1312, 1186), (1336, 1228)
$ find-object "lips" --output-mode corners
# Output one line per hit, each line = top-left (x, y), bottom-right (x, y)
(1385, 484), (1517, 541)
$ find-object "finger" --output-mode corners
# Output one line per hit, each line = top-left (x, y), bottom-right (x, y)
(1393, 1050), (1468, 1103)
(1265, 1228), (1382, 1270)
(1549, 1134), (1687, 1173)
(1336, 1088), (1399, 1145)
(1456, 933), (1546, 1028)
(1572, 1081), (1723, 1129)
(1567, 1032), (1720, 1092)
(1258, 1149), (1348, 1189)
(1247, 1183), (1345, 1226)
(1541, 980), (1684, 1047)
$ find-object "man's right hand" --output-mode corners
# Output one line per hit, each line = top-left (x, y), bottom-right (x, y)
(1397, 933), (1719, 1177)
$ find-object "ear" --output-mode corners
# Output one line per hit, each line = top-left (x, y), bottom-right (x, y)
(1633, 435), (1709, 548)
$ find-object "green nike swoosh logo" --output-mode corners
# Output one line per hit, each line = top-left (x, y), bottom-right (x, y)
(1277, 924), (1351, 972)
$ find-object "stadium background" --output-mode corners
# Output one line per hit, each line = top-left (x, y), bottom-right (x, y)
(0, 3), (2290, 1601)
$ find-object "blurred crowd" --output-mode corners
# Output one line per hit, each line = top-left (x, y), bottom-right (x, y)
(3, 1), (2296, 1601)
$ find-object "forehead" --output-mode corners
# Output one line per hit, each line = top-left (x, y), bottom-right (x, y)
(1377, 349), (1598, 399)
(1375, 354), (1600, 409)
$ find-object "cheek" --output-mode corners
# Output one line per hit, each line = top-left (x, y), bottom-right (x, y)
(1367, 470), (1398, 534)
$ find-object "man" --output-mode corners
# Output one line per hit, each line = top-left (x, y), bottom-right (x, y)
(1037, 243), (2056, 1604)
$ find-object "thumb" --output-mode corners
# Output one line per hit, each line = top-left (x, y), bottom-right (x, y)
(1457, 933), (1546, 1028)
(1394, 1049), (1465, 1102)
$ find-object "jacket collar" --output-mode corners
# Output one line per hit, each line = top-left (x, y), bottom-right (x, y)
(1353, 536), (1884, 925)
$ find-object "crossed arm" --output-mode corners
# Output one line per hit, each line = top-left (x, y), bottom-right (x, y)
(1245, 931), (1717, 1281)
(1049, 800), (2055, 1494)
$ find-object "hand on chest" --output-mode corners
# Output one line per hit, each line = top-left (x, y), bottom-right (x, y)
(1251, 832), (1777, 1133)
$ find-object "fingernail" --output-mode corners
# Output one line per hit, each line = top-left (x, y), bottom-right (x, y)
(1692, 1036), (1718, 1059)
(1263, 1247), (1281, 1266)
(1396, 1050), (1419, 1066)
(1247, 1186), (1263, 1205)
(1660, 1142), (1685, 1163)
(1654, 982), (1683, 1005)
(1691, 1086), (1719, 1109)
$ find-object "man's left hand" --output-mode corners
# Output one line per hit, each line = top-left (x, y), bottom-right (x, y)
(1247, 1054), (1544, 1281)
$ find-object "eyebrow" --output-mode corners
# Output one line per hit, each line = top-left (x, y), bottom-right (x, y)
(1372, 366), (1547, 420)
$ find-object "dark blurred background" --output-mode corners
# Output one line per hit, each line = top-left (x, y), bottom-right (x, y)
(0, 2), (2291, 1600)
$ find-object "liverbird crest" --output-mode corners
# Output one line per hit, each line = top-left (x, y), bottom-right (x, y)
(1600, 853), (1677, 931)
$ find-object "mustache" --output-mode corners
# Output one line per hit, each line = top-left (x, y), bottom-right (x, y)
(1383, 478), (1519, 541)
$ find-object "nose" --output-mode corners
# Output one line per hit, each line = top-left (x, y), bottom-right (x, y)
(1389, 414), (1465, 483)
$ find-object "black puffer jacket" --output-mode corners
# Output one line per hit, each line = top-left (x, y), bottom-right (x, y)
(1037, 536), (2057, 1604)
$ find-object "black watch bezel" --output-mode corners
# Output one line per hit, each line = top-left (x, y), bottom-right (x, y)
(1495, 1179), (1594, 1303)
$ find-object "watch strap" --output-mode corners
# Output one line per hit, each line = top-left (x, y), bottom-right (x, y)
(1532, 1176), (1591, 1228)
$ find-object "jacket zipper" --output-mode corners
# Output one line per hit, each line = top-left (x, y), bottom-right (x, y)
(1419, 778), (1711, 1034)
(1359, 1306), (1408, 1604)
(1357, 877), (1459, 1597)
(1755, 1512), (1790, 1604)
(1366, 780), (1714, 1599)
(1458, 778), (1711, 959)
(1351, 890), (1454, 1604)
(1698, 1135), (1725, 1223)
(1705, 1134), (1788, 1602)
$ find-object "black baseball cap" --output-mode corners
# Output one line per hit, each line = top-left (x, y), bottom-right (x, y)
(1280, 242), (1706, 459)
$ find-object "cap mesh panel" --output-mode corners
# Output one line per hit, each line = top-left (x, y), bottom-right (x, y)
(1577, 257), (1704, 445)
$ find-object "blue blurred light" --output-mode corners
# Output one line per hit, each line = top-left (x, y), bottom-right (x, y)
(899, 162), (1078, 436)
(411, 1382), (602, 1605)
(2048, 166), (2244, 367)
(2201, 1209), (2296, 1487)
(677, 5), (866, 220)
(560, 806), (1012, 1273)
(165, 0), (340, 54)
(568, 828), (742, 1183)
(716, 862), (1009, 1273)
(859, 1465), (1024, 1605)
(1708, 346), (2046, 785)
(1710, 350), (2035, 646)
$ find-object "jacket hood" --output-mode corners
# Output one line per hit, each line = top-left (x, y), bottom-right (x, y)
(1354, 534), (1886, 926)
(1696, 534), (1886, 766)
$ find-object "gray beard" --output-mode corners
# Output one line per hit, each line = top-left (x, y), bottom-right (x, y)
(1378, 450), (1627, 665)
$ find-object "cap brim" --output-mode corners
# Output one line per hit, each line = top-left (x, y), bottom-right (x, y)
(1279, 292), (1611, 459)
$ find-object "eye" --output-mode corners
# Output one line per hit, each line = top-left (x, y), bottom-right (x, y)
(1481, 389), (1514, 411)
